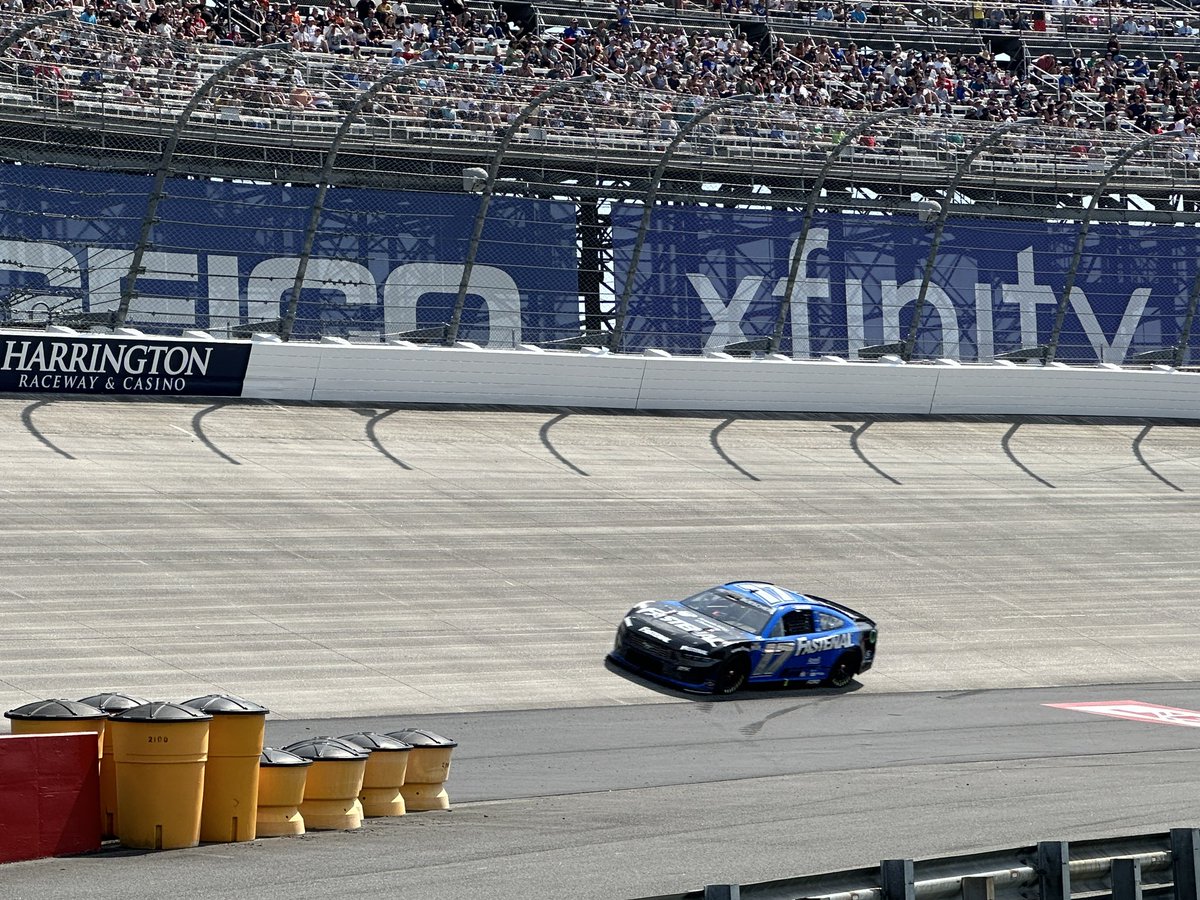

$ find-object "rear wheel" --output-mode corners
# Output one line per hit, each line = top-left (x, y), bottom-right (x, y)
(712, 657), (749, 695)
(824, 652), (860, 688)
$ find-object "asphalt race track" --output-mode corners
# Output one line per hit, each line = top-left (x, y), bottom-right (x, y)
(2, 396), (1200, 899)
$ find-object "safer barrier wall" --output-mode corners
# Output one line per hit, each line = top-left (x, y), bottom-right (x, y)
(5, 329), (1198, 419)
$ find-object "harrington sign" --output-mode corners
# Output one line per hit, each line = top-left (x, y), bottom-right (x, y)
(0, 334), (252, 395)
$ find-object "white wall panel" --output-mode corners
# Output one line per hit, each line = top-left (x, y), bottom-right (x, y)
(636, 357), (940, 414)
(309, 345), (645, 408)
(929, 368), (1200, 419)
(239, 341), (320, 401)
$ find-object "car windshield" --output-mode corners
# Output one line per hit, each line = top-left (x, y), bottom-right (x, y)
(679, 589), (772, 635)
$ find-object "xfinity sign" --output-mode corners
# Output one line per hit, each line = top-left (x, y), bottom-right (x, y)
(612, 206), (1200, 363)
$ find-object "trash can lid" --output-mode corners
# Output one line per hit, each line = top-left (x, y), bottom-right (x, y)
(338, 731), (413, 753)
(111, 701), (212, 723)
(77, 693), (150, 715)
(385, 728), (458, 748)
(5, 699), (107, 721)
(260, 747), (313, 767)
(181, 693), (270, 715)
(281, 737), (368, 761)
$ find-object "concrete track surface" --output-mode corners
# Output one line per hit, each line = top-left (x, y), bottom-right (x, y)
(2, 397), (1200, 898)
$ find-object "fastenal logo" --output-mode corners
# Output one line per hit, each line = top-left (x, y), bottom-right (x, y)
(0, 335), (251, 397)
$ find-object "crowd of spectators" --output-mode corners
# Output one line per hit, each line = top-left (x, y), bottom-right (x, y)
(3, 0), (1200, 154)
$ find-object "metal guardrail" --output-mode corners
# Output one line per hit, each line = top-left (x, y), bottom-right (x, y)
(633, 829), (1200, 900)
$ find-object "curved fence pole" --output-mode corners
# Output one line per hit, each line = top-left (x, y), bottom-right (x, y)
(0, 9), (71, 58)
(901, 118), (1033, 361)
(1174, 270), (1200, 369)
(768, 106), (911, 355)
(445, 74), (596, 346)
(1045, 131), (1179, 365)
(115, 43), (290, 329)
(280, 60), (434, 342)
(608, 92), (754, 353)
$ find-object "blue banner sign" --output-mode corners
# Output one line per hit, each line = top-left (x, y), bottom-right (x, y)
(0, 165), (580, 347)
(0, 333), (251, 395)
(612, 205), (1200, 364)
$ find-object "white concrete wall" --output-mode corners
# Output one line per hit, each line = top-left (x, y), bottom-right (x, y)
(240, 340), (1200, 419)
(637, 356), (939, 414)
(928, 363), (1200, 419)
(239, 339), (321, 401)
(309, 344), (645, 408)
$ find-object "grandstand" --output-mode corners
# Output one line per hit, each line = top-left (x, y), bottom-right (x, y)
(2, 0), (1200, 203)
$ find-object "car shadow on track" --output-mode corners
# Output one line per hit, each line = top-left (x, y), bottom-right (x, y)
(603, 656), (864, 701)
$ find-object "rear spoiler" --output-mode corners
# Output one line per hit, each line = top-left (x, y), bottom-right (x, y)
(805, 594), (876, 628)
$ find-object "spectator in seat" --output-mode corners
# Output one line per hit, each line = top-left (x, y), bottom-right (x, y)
(1058, 65), (1074, 96)
(1180, 124), (1199, 162)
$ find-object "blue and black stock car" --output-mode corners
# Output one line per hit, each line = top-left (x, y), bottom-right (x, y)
(609, 581), (878, 695)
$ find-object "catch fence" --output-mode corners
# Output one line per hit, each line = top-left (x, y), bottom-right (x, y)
(1, 15), (1200, 364)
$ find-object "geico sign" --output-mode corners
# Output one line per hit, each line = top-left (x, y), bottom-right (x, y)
(0, 240), (522, 346)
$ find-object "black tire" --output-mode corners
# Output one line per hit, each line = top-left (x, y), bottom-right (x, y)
(824, 652), (860, 688)
(712, 656), (749, 695)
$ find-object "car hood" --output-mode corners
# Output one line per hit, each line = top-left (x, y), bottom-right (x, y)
(624, 600), (750, 652)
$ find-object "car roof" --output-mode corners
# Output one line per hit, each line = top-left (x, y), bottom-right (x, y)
(720, 581), (810, 610)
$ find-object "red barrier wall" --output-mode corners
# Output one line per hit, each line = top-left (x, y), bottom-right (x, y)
(0, 732), (101, 864)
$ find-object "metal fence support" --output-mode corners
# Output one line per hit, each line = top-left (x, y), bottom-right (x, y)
(1113, 857), (1144, 900)
(901, 119), (1033, 361)
(962, 875), (996, 900)
(768, 107), (911, 355)
(1037, 841), (1071, 900)
(1046, 132), (1179, 364)
(881, 858), (916, 900)
(1175, 269), (1200, 368)
(445, 74), (595, 346)
(116, 43), (290, 330)
(1171, 828), (1200, 900)
(280, 61), (433, 342)
(608, 93), (754, 353)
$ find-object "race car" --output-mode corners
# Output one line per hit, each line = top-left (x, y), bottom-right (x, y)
(608, 581), (877, 695)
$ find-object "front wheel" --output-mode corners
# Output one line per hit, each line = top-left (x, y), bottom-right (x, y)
(824, 652), (860, 688)
(711, 657), (748, 695)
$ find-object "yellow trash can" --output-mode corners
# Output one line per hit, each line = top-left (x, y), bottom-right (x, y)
(386, 728), (457, 812)
(4, 699), (107, 759)
(256, 747), (312, 837)
(78, 692), (149, 838)
(281, 737), (368, 831)
(338, 732), (413, 818)
(110, 701), (212, 851)
(181, 694), (268, 844)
